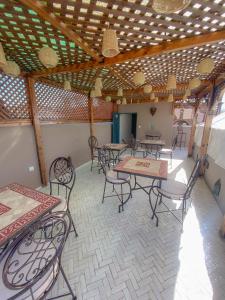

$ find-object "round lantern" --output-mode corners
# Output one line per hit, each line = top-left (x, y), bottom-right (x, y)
(166, 75), (176, 90)
(117, 87), (123, 97)
(133, 71), (145, 85)
(188, 77), (201, 90)
(150, 92), (155, 100)
(197, 58), (215, 75)
(152, 0), (191, 14)
(168, 94), (174, 102)
(105, 96), (111, 102)
(38, 47), (58, 68)
(2, 61), (20, 76)
(116, 99), (121, 105)
(95, 77), (103, 89)
(0, 42), (7, 68)
(64, 80), (71, 91)
(144, 84), (152, 94)
(185, 88), (191, 97)
(154, 97), (159, 103)
(102, 29), (120, 58)
(122, 97), (127, 104)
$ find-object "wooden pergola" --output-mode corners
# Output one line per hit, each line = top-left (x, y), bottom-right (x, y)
(1, 0), (225, 184)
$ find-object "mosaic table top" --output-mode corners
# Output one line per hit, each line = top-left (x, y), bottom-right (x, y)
(114, 157), (168, 180)
(97, 143), (128, 151)
(0, 183), (60, 247)
(140, 140), (166, 146)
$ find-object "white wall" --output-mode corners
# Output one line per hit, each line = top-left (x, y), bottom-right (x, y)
(118, 102), (174, 146)
(119, 114), (132, 143)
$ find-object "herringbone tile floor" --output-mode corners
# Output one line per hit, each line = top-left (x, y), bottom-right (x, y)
(43, 150), (225, 300)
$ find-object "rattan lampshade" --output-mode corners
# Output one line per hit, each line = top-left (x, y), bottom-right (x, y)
(105, 96), (111, 102)
(168, 94), (174, 102)
(64, 80), (71, 91)
(133, 71), (145, 85)
(102, 29), (119, 58)
(150, 92), (155, 100)
(152, 0), (191, 14)
(2, 61), (20, 76)
(94, 87), (102, 97)
(117, 87), (123, 97)
(154, 97), (159, 103)
(90, 89), (96, 98)
(122, 97), (127, 105)
(188, 77), (201, 90)
(166, 75), (177, 90)
(116, 99), (121, 105)
(0, 42), (6, 67)
(38, 47), (58, 68)
(185, 89), (191, 97)
(197, 58), (215, 75)
(95, 77), (103, 89)
(144, 84), (152, 94)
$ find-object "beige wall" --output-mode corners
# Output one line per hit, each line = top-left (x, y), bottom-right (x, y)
(119, 103), (174, 146)
(0, 122), (111, 189)
(0, 126), (41, 188)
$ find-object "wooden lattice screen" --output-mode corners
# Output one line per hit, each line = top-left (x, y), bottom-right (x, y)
(0, 73), (30, 120)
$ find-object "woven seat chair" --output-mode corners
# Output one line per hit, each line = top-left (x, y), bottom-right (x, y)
(158, 135), (177, 162)
(130, 136), (146, 158)
(149, 159), (201, 227)
(99, 147), (132, 213)
(0, 211), (76, 300)
(49, 156), (78, 237)
(88, 135), (99, 171)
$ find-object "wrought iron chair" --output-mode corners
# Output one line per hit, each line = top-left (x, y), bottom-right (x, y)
(158, 135), (178, 162)
(99, 148), (132, 213)
(0, 211), (76, 300)
(88, 135), (99, 171)
(131, 136), (146, 158)
(49, 156), (78, 237)
(149, 159), (201, 227)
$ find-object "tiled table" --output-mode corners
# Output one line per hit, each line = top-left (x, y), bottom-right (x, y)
(0, 183), (60, 247)
(96, 143), (128, 164)
(114, 156), (168, 211)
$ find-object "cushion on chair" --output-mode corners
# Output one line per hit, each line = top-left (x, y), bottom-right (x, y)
(157, 179), (187, 200)
(52, 197), (67, 212)
(106, 170), (130, 184)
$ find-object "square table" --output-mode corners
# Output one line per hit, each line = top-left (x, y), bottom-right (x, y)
(0, 183), (60, 247)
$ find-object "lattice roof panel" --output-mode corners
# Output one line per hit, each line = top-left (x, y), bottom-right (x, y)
(45, 0), (225, 54)
(0, 0), (91, 72)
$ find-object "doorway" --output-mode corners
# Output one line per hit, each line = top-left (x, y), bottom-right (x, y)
(112, 112), (137, 143)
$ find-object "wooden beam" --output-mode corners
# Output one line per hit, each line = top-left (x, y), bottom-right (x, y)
(18, 0), (100, 61)
(30, 30), (225, 78)
(26, 77), (48, 185)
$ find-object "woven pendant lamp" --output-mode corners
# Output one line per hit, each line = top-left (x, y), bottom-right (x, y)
(116, 99), (121, 105)
(64, 80), (71, 91)
(0, 42), (7, 67)
(105, 96), (111, 102)
(102, 29), (119, 58)
(117, 87), (123, 97)
(90, 89), (96, 98)
(133, 71), (145, 85)
(152, 0), (191, 14)
(2, 61), (20, 76)
(188, 77), (201, 90)
(185, 89), (191, 97)
(122, 97), (127, 105)
(197, 58), (215, 75)
(38, 47), (58, 68)
(168, 94), (174, 102)
(154, 97), (159, 103)
(144, 84), (152, 94)
(95, 77), (103, 89)
(94, 87), (102, 97)
(150, 92), (155, 100)
(166, 75), (176, 90)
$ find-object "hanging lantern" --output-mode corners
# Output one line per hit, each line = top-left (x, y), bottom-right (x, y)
(2, 61), (20, 76)
(117, 87), (123, 97)
(150, 92), (155, 100)
(105, 96), (111, 102)
(183, 94), (188, 101)
(94, 87), (102, 97)
(102, 29), (120, 58)
(38, 47), (58, 68)
(197, 58), (215, 75)
(185, 88), (191, 97)
(154, 97), (159, 103)
(133, 71), (145, 85)
(95, 77), (103, 89)
(0, 42), (7, 67)
(64, 80), (71, 91)
(116, 99), (121, 105)
(90, 89), (96, 98)
(168, 94), (174, 102)
(144, 84), (152, 94)
(188, 77), (201, 90)
(122, 97), (127, 105)
(152, 0), (191, 14)
(166, 75), (176, 90)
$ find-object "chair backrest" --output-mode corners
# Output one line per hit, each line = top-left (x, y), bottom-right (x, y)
(49, 156), (76, 201)
(185, 159), (201, 198)
(97, 147), (109, 175)
(2, 211), (71, 299)
(88, 136), (98, 150)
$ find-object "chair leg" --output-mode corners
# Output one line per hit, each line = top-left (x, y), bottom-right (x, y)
(60, 265), (77, 300)
(50, 182), (52, 195)
(91, 159), (93, 171)
(68, 209), (78, 237)
(102, 180), (107, 203)
(119, 184), (124, 213)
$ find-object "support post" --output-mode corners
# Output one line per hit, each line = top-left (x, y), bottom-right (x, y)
(88, 94), (94, 136)
(188, 100), (200, 157)
(26, 77), (47, 185)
